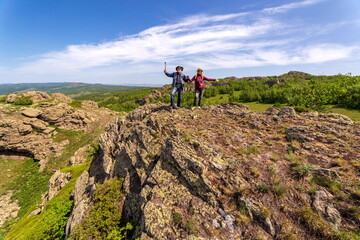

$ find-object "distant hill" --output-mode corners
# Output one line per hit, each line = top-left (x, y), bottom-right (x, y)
(0, 82), (150, 98)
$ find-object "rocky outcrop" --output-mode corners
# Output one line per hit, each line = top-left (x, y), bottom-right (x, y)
(135, 90), (162, 105)
(21, 108), (43, 118)
(0, 191), (20, 227)
(312, 190), (342, 229)
(262, 79), (287, 87)
(0, 92), (115, 169)
(0, 119), (63, 167)
(23, 91), (52, 102)
(81, 100), (98, 108)
(67, 104), (360, 239)
(5, 94), (18, 103)
(278, 107), (297, 117)
(51, 93), (72, 103)
(66, 171), (92, 235)
(237, 198), (276, 236)
(39, 103), (91, 131)
(70, 145), (91, 166)
(6, 91), (52, 103)
(281, 71), (311, 79)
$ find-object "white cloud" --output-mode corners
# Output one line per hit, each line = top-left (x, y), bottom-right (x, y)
(263, 0), (324, 14)
(12, 0), (359, 83)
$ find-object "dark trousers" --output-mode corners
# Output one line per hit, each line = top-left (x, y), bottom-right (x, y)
(171, 85), (183, 107)
(194, 88), (204, 106)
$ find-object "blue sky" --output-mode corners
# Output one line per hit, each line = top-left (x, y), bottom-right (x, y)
(0, 0), (360, 85)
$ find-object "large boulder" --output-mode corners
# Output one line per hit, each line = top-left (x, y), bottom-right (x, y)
(81, 100), (98, 108)
(51, 93), (72, 103)
(5, 94), (17, 103)
(66, 171), (91, 235)
(21, 108), (43, 118)
(278, 107), (297, 117)
(0, 119), (63, 168)
(40, 104), (90, 131)
(70, 145), (91, 166)
(312, 190), (342, 229)
(23, 91), (52, 102)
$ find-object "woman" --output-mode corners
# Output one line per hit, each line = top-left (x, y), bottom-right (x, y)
(189, 68), (217, 107)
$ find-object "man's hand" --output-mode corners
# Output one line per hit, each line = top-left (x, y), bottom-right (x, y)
(164, 69), (166, 73)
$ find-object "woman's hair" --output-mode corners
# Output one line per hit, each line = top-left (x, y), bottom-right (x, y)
(193, 72), (204, 80)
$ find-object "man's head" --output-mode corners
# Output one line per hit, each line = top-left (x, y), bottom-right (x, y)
(176, 66), (184, 73)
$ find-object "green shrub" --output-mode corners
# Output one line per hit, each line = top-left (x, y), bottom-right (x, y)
(268, 165), (276, 177)
(273, 102), (282, 108)
(14, 96), (33, 105)
(68, 100), (82, 108)
(342, 84), (360, 109)
(311, 175), (343, 193)
(185, 220), (198, 235)
(172, 212), (182, 226)
(257, 183), (270, 193)
(70, 177), (132, 240)
(291, 163), (314, 179)
(294, 106), (310, 113)
(273, 180), (287, 197)
(0, 95), (7, 102)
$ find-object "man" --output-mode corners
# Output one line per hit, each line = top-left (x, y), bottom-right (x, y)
(164, 65), (189, 108)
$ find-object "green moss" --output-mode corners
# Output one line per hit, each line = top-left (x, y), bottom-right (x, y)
(69, 177), (132, 240)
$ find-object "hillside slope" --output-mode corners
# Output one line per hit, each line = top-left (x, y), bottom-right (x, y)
(66, 103), (359, 239)
(0, 82), (148, 98)
(0, 91), (118, 239)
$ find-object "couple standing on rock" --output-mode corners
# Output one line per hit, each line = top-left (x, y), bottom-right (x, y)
(164, 65), (218, 108)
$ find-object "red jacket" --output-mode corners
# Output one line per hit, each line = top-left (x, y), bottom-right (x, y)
(189, 75), (216, 90)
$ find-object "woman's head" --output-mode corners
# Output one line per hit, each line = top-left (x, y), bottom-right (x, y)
(197, 68), (203, 73)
